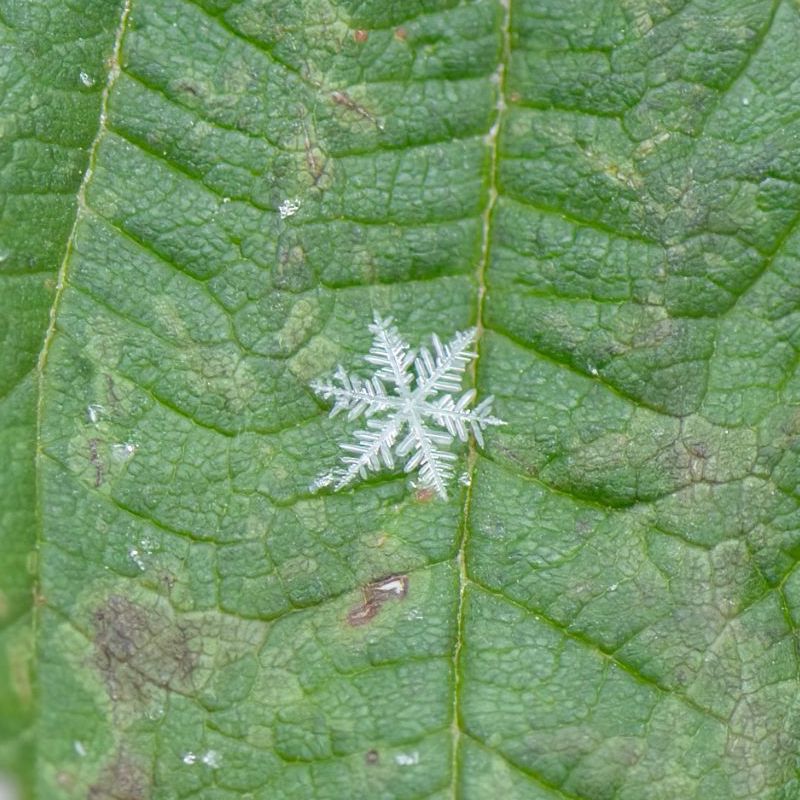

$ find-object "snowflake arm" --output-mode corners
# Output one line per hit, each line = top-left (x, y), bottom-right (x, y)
(365, 313), (415, 394)
(413, 328), (477, 396)
(333, 416), (404, 489)
(398, 418), (457, 499)
(426, 391), (506, 447)
(310, 367), (399, 420)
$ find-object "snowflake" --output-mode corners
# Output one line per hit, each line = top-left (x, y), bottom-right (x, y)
(311, 313), (505, 499)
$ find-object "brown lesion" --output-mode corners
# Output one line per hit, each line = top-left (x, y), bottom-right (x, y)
(302, 121), (331, 188)
(684, 438), (710, 482)
(414, 486), (437, 503)
(91, 594), (199, 705)
(88, 747), (150, 800)
(347, 574), (409, 626)
(105, 373), (120, 407)
(330, 90), (384, 131)
(88, 437), (105, 487)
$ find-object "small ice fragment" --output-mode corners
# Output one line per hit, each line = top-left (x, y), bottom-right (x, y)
(139, 537), (155, 554)
(182, 752), (197, 765)
(279, 198), (301, 219)
(111, 442), (138, 461)
(395, 751), (419, 766)
(79, 70), (94, 87)
(128, 548), (146, 571)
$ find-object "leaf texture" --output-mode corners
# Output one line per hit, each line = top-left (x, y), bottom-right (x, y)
(2, 1), (800, 798)
(0, 2), (126, 795)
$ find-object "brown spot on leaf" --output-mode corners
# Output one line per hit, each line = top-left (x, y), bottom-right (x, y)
(302, 122), (331, 188)
(92, 594), (199, 705)
(685, 440), (709, 477)
(56, 771), (76, 790)
(159, 571), (177, 594)
(331, 91), (384, 130)
(394, 27), (407, 41)
(105, 373), (120, 407)
(414, 486), (436, 503)
(365, 749), (379, 765)
(354, 29), (368, 43)
(88, 748), (150, 800)
(347, 574), (408, 626)
(88, 437), (104, 487)
(173, 79), (201, 97)
(347, 599), (381, 626)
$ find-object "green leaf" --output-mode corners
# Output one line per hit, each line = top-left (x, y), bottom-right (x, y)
(3, 0), (800, 797)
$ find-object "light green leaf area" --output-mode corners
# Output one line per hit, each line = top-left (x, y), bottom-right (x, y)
(12, 0), (800, 797)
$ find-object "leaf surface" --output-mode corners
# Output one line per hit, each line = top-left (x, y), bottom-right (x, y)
(5, 1), (800, 798)
(0, 2), (126, 794)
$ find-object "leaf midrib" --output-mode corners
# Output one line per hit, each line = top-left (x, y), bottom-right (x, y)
(31, 2), (132, 791)
(451, 1), (513, 796)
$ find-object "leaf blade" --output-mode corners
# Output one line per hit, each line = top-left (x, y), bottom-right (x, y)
(26, 0), (800, 798)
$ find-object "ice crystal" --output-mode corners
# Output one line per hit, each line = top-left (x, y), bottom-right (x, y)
(311, 314), (505, 499)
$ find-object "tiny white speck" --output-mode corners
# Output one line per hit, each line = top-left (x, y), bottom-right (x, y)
(395, 751), (419, 766)
(588, 364), (599, 376)
(74, 740), (87, 757)
(742, 97), (750, 106)
(609, 583), (618, 592)
(128, 548), (146, 571)
(182, 752), (197, 765)
(375, 577), (406, 595)
(111, 442), (138, 461)
(79, 70), (94, 87)
(279, 198), (301, 219)
(87, 404), (104, 424)
(202, 750), (221, 768)
(458, 472), (471, 487)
